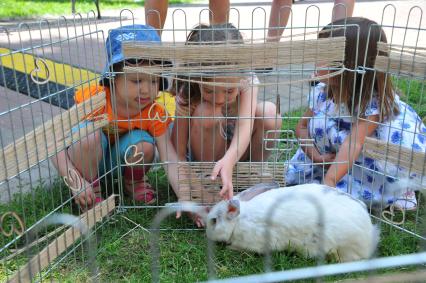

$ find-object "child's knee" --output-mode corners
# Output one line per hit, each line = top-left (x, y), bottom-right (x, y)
(136, 142), (155, 162)
(125, 142), (155, 164)
(192, 103), (222, 129)
(118, 129), (155, 161)
(256, 102), (282, 131)
(69, 130), (103, 155)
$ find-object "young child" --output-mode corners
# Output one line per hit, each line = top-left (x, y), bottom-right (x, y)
(286, 17), (426, 210)
(171, 23), (282, 200)
(53, 25), (183, 211)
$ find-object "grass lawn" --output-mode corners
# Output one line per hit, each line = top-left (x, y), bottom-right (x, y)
(1, 175), (424, 282)
(0, 0), (193, 20)
(395, 77), (426, 118)
(0, 77), (425, 281)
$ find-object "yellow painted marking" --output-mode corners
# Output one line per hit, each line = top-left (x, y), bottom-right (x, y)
(0, 48), (176, 116)
(0, 47), (98, 88)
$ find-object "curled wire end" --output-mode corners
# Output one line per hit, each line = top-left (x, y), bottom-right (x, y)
(0, 211), (25, 237)
(63, 168), (84, 193)
(124, 144), (145, 165)
(382, 204), (406, 225)
(30, 58), (50, 85)
(148, 102), (169, 123)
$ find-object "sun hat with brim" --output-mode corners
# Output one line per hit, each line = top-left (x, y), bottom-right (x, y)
(102, 24), (169, 90)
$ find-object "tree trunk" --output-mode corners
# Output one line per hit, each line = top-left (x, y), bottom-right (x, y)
(94, 0), (101, 19)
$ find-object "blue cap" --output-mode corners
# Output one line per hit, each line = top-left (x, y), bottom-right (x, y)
(102, 24), (160, 77)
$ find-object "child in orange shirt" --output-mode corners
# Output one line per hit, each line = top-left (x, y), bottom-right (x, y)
(53, 25), (182, 211)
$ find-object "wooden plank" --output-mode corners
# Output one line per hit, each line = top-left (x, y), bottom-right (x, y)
(123, 37), (345, 72)
(341, 269), (426, 283)
(7, 195), (116, 283)
(375, 42), (426, 79)
(375, 55), (426, 78)
(363, 136), (426, 176)
(0, 92), (107, 183)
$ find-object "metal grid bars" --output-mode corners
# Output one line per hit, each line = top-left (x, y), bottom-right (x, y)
(0, 3), (425, 282)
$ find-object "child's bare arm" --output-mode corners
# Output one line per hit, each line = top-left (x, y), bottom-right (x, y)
(212, 78), (258, 199)
(51, 150), (96, 207)
(158, 129), (205, 227)
(52, 150), (73, 179)
(324, 115), (379, 187)
(295, 109), (324, 162)
(171, 116), (189, 161)
(295, 109), (312, 140)
(226, 83), (257, 160)
(155, 132), (189, 198)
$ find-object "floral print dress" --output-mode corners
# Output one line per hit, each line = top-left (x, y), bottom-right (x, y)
(285, 83), (426, 206)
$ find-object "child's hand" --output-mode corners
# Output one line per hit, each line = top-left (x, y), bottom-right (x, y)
(314, 152), (336, 168)
(323, 176), (337, 188)
(75, 185), (96, 209)
(64, 171), (97, 210)
(175, 181), (208, 228)
(72, 180), (97, 210)
(211, 159), (234, 200)
(176, 204), (208, 228)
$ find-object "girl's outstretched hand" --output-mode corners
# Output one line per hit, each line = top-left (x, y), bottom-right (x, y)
(175, 180), (209, 228)
(176, 202), (209, 228)
(211, 158), (234, 200)
(176, 209), (205, 227)
(323, 176), (337, 188)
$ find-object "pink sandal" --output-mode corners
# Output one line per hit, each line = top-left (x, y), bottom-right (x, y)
(123, 166), (156, 204)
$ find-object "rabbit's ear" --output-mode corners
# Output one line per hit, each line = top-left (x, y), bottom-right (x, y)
(226, 199), (240, 220)
(237, 182), (279, 201)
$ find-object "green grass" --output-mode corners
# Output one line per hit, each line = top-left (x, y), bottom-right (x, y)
(1, 78), (426, 281)
(0, 179), (72, 248)
(394, 77), (426, 118)
(0, 179), (72, 281)
(0, 0), (193, 20)
(43, 204), (425, 282)
(1, 168), (425, 282)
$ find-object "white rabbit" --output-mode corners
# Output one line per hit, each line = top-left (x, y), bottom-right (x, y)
(206, 183), (379, 262)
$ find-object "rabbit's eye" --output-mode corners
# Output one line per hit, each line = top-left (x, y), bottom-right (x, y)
(210, 218), (217, 226)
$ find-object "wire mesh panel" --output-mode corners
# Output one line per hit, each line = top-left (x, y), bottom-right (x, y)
(0, 3), (425, 282)
(0, 14), (116, 282)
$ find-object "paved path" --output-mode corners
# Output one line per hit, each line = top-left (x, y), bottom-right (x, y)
(0, 86), (61, 202)
(0, 0), (425, 202)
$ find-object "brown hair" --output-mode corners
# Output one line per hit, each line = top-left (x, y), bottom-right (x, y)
(102, 59), (169, 91)
(319, 17), (398, 120)
(171, 23), (244, 106)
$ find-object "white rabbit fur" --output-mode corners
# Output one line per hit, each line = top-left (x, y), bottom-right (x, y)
(206, 183), (379, 262)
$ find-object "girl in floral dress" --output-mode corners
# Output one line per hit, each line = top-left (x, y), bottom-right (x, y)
(286, 17), (425, 210)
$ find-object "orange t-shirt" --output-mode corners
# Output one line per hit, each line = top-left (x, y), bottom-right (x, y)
(74, 85), (172, 143)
